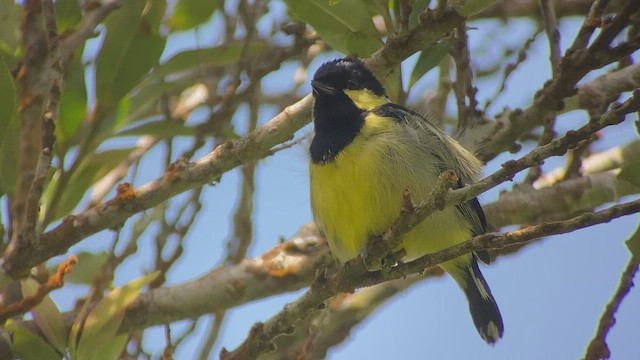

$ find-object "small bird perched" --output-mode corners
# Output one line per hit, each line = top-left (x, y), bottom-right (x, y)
(308, 57), (504, 344)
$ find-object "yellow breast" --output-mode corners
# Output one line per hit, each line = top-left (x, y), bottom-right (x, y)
(310, 115), (474, 263)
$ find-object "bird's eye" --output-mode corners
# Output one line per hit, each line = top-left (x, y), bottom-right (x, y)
(345, 79), (358, 89)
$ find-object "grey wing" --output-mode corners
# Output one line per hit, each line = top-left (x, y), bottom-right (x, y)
(373, 103), (490, 263)
(373, 103), (482, 183)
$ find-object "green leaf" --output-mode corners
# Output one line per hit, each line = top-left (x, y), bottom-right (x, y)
(0, 58), (18, 195)
(6, 321), (62, 360)
(95, 0), (166, 114)
(0, 56), (16, 150)
(284, 0), (382, 57)
(451, 0), (499, 16)
(60, 251), (109, 286)
(46, 148), (136, 220)
(409, 41), (450, 88)
(125, 80), (190, 123)
(125, 42), (268, 124)
(150, 42), (268, 80)
(117, 120), (198, 138)
(89, 334), (129, 360)
(383, 65), (403, 103)
(54, 0), (82, 34)
(71, 272), (159, 360)
(57, 55), (87, 145)
(21, 279), (68, 354)
(408, 0), (431, 29)
(625, 220), (640, 263)
(169, 0), (218, 31)
(0, 0), (22, 54)
(618, 162), (640, 189)
(0, 121), (18, 196)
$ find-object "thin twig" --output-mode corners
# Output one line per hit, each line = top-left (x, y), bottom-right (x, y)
(398, 0), (412, 34)
(0, 255), (77, 323)
(196, 312), (227, 360)
(525, 0), (562, 182)
(451, 90), (640, 208)
(484, 29), (541, 112)
(584, 257), (639, 360)
(198, 58), (262, 360)
(450, 23), (482, 135)
(365, 171), (458, 268)
(524, 117), (556, 184)
(539, 0), (562, 76)
(478, 0), (640, 160)
(163, 324), (174, 360)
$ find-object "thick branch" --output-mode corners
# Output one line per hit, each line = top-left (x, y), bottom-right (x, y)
(450, 90), (640, 209)
(1, 7), (470, 278)
(485, 170), (638, 228)
(120, 225), (331, 332)
(13, 0), (65, 263)
(223, 197), (640, 359)
(1, 94), (313, 278)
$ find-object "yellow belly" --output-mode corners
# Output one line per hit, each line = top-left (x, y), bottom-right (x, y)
(309, 121), (474, 264)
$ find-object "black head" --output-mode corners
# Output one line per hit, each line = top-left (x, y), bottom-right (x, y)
(311, 57), (386, 98)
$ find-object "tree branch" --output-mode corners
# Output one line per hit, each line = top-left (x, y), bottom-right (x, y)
(485, 170), (639, 228)
(223, 197), (640, 359)
(59, 0), (121, 62)
(119, 225), (331, 333)
(1, 94), (312, 278)
(450, 90), (640, 209)
(477, 0), (640, 160)
(584, 256), (639, 360)
(1, 6), (470, 278)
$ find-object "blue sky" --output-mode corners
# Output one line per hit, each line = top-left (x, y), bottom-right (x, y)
(46, 4), (640, 359)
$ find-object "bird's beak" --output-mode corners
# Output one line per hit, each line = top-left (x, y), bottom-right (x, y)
(311, 80), (335, 95)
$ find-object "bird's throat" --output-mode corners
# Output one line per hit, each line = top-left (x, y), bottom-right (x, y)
(310, 94), (364, 164)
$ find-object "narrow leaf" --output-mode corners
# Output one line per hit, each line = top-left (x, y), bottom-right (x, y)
(60, 251), (109, 286)
(72, 272), (159, 360)
(54, 0), (82, 34)
(284, 0), (382, 56)
(57, 54), (87, 144)
(151, 42), (268, 80)
(0, 56), (16, 150)
(169, 0), (218, 31)
(95, 0), (166, 113)
(21, 279), (68, 354)
(625, 220), (640, 263)
(117, 120), (198, 138)
(0, 58), (18, 195)
(408, 0), (431, 29)
(5, 321), (62, 360)
(46, 148), (136, 221)
(89, 334), (129, 360)
(409, 41), (450, 88)
(0, 0), (22, 53)
(618, 162), (640, 189)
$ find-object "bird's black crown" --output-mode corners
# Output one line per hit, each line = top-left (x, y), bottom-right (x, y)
(312, 57), (386, 96)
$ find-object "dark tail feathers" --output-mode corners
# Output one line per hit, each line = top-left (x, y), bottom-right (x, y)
(461, 256), (504, 344)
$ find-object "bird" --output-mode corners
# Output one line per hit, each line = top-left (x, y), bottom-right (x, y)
(308, 56), (504, 344)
